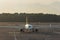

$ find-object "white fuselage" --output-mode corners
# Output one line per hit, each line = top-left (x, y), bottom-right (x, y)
(25, 24), (33, 29)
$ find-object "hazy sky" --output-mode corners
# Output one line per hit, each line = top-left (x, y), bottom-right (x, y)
(0, 0), (60, 14)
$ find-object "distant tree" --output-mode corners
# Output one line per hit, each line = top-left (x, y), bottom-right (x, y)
(0, 13), (59, 22)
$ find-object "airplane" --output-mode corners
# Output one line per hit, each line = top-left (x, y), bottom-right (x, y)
(20, 16), (38, 32)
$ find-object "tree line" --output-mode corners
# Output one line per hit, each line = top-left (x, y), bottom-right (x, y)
(0, 13), (60, 22)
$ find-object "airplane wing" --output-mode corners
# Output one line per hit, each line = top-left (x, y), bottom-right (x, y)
(0, 26), (23, 29)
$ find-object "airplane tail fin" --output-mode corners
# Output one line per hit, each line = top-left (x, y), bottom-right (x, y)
(26, 16), (28, 24)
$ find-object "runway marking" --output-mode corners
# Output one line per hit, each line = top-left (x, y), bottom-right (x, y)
(8, 32), (20, 33)
(8, 32), (19, 40)
(14, 32), (17, 40)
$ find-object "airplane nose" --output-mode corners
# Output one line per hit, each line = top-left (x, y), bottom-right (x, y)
(25, 24), (33, 29)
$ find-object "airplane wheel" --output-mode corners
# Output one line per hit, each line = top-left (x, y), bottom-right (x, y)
(20, 29), (24, 32)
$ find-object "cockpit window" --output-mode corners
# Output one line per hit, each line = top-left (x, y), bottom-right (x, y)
(29, 26), (31, 28)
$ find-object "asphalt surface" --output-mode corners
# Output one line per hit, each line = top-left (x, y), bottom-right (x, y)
(0, 27), (60, 40)
(0, 28), (60, 40)
(10, 32), (60, 40)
